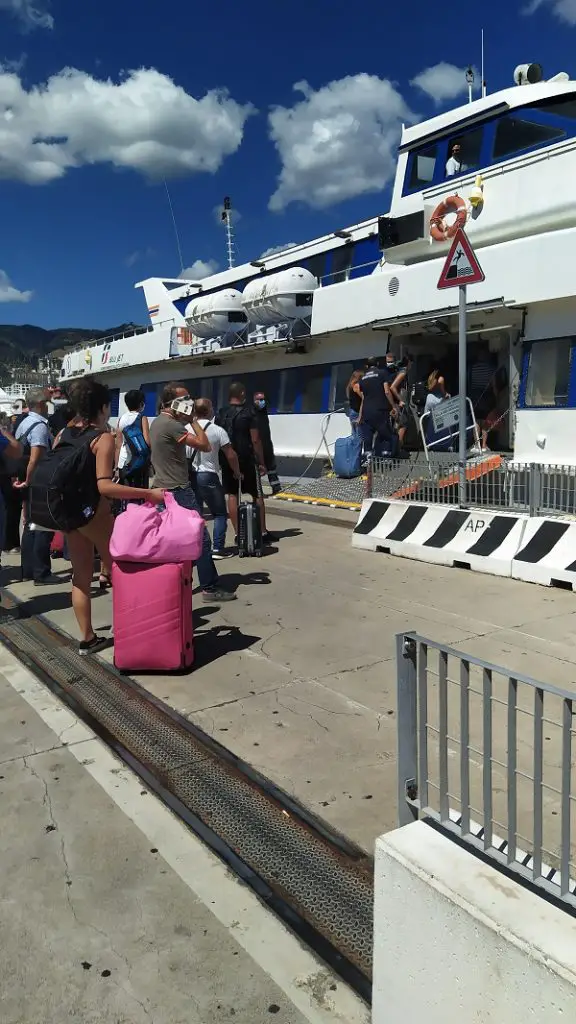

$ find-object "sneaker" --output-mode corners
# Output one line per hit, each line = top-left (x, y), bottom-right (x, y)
(212, 550), (231, 561)
(201, 588), (237, 603)
(271, 484), (282, 495)
(262, 531), (278, 544)
(78, 635), (112, 657)
(33, 574), (64, 587)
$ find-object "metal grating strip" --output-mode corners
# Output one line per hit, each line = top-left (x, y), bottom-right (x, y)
(0, 613), (373, 985)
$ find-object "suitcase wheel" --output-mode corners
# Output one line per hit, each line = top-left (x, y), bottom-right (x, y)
(238, 550), (245, 558)
(255, 549), (262, 557)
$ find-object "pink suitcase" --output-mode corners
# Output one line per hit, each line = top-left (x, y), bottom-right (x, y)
(112, 561), (194, 672)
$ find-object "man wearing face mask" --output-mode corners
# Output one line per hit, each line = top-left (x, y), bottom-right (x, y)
(252, 391), (282, 495)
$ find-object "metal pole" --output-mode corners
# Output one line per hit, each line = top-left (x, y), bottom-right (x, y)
(459, 284), (467, 507)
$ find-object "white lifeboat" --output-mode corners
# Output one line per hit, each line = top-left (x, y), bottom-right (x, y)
(184, 289), (246, 339)
(242, 267), (318, 325)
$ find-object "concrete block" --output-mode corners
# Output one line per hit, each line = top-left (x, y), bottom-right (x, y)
(373, 820), (576, 1023)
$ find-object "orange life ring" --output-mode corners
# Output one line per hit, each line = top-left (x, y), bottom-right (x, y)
(430, 195), (467, 242)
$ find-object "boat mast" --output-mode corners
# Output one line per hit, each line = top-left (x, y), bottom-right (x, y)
(221, 196), (236, 270)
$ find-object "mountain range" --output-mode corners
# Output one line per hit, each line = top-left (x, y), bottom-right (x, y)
(0, 322), (140, 369)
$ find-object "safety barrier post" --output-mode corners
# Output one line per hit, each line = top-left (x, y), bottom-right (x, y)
(396, 634), (419, 827)
(364, 454), (373, 500)
(528, 463), (542, 517)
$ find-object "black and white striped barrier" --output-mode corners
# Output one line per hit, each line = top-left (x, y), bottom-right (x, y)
(512, 517), (576, 590)
(353, 499), (527, 578)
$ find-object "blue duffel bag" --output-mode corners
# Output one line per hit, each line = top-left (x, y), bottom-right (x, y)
(333, 432), (363, 478)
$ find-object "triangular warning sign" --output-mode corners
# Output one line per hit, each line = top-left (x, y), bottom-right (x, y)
(437, 228), (485, 290)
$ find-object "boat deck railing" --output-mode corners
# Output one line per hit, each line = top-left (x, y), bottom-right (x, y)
(67, 318), (177, 353)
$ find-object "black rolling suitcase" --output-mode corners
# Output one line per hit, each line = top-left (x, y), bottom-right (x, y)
(237, 481), (262, 557)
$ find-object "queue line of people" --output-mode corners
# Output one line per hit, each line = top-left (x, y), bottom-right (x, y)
(0, 376), (282, 655)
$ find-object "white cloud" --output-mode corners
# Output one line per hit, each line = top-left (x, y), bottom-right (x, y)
(179, 259), (219, 280)
(268, 74), (414, 211)
(260, 242), (298, 257)
(411, 63), (476, 105)
(524, 0), (576, 22)
(0, 269), (32, 302)
(0, 0), (53, 30)
(0, 66), (255, 185)
(125, 246), (156, 268)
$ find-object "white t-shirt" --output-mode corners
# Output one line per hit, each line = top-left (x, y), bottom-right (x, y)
(117, 411), (140, 469)
(445, 156), (464, 176)
(186, 418), (231, 476)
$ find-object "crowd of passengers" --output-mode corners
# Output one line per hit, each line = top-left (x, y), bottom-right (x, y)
(346, 346), (507, 458)
(0, 378), (281, 656)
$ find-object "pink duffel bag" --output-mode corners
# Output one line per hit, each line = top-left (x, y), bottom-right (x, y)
(110, 491), (205, 564)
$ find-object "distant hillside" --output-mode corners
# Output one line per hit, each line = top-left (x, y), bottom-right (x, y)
(0, 322), (142, 370)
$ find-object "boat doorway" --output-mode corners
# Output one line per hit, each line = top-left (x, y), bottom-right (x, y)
(394, 329), (513, 452)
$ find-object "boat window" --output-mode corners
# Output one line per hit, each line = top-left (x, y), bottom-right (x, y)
(278, 369), (299, 413)
(215, 375), (234, 408)
(409, 144), (438, 190)
(524, 338), (573, 407)
(493, 115), (565, 161)
(333, 361), (364, 411)
(331, 244), (353, 284)
(306, 253), (327, 284)
(301, 365), (327, 413)
(109, 389), (120, 417)
(139, 383), (158, 417)
(530, 96), (576, 120)
(228, 311), (247, 323)
(445, 128), (483, 177)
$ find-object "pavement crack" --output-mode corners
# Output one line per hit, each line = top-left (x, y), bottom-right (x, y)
(258, 619), (287, 662)
(23, 754), (74, 909)
(280, 692), (363, 719)
(276, 696), (330, 732)
(0, 743), (63, 768)
(188, 681), (292, 715)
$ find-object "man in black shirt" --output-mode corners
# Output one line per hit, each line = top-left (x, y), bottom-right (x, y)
(359, 357), (396, 455)
(253, 391), (281, 494)
(216, 382), (274, 544)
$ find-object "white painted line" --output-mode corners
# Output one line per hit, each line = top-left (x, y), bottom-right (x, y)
(0, 644), (370, 1024)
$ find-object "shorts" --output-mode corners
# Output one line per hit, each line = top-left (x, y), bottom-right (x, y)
(222, 458), (261, 499)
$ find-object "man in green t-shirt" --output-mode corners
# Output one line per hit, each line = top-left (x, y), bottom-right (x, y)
(149, 382), (236, 603)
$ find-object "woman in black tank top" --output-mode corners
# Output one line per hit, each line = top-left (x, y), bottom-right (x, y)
(64, 379), (165, 657)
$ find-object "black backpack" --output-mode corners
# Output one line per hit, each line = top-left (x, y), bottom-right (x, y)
(28, 427), (102, 532)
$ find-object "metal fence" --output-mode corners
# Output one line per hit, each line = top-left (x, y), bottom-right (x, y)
(367, 453), (576, 518)
(397, 632), (576, 908)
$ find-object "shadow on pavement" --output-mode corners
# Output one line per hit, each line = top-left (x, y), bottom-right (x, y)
(216, 571), (272, 593)
(193, 624), (261, 669)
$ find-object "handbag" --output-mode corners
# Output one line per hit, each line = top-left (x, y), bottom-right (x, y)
(110, 491), (204, 564)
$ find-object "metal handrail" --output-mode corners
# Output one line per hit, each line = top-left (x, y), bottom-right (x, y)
(396, 631), (576, 909)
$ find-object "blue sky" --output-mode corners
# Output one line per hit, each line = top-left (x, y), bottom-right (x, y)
(0, 0), (572, 328)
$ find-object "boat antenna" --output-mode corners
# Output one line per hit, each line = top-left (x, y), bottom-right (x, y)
(164, 180), (185, 274)
(221, 196), (235, 269)
(481, 28), (487, 97)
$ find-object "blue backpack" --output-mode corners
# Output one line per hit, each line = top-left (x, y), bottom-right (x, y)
(122, 414), (151, 476)
(333, 432), (363, 478)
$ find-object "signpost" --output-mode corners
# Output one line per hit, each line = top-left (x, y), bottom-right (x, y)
(437, 228), (485, 507)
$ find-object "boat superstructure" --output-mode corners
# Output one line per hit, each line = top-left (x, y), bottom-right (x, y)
(62, 63), (576, 466)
